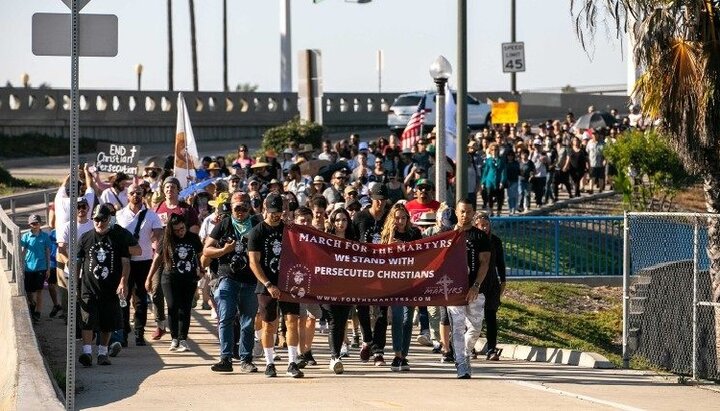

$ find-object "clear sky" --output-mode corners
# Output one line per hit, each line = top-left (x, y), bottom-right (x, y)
(0, 0), (627, 93)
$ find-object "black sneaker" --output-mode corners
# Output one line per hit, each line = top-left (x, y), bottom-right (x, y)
(265, 363), (277, 377)
(400, 358), (410, 372)
(441, 352), (455, 363)
(239, 361), (258, 373)
(432, 341), (443, 354)
(374, 354), (386, 367)
(79, 353), (92, 367)
(390, 356), (402, 372)
(304, 351), (317, 366)
(97, 354), (111, 365)
(32, 311), (41, 323)
(49, 305), (62, 318)
(135, 336), (147, 347)
(286, 362), (304, 378)
(211, 358), (233, 372)
(351, 335), (360, 348)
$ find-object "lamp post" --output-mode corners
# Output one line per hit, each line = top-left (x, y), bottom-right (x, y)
(429, 55), (452, 203)
(134, 63), (144, 91)
(20, 73), (30, 88)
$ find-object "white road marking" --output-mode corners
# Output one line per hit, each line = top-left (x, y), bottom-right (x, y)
(513, 380), (646, 411)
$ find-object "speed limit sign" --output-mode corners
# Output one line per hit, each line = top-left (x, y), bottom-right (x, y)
(502, 42), (525, 73)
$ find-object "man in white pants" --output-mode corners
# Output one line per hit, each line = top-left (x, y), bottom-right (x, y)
(447, 199), (491, 379)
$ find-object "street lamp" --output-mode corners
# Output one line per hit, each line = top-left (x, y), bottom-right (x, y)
(429, 55), (452, 203)
(134, 63), (144, 91)
(20, 72), (29, 88)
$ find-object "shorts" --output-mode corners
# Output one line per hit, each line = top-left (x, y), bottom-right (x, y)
(590, 166), (605, 179)
(80, 294), (123, 332)
(47, 269), (58, 285)
(300, 303), (322, 319)
(24, 271), (46, 293)
(257, 293), (300, 322)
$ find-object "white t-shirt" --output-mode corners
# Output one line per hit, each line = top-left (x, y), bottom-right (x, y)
(54, 186), (96, 231)
(115, 206), (163, 261)
(58, 219), (94, 278)
(100, 187), (128, 210)
(199, 213), (219, 241)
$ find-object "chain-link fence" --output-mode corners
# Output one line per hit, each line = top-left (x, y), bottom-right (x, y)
(624, 212), (720, 380)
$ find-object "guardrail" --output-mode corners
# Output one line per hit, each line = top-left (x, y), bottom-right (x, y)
(0, 188), (57, 226)
(0, 204), (23, 293)
(491, 215), (624, 276)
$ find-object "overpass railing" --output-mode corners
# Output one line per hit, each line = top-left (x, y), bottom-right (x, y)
(490, 215), (624, 276)
(0, 204), (23, 294)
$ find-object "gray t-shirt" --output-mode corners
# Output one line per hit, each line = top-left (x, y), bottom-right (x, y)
(586, 140), (605, 168)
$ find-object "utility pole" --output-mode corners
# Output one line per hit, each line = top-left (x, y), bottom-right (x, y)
(510, 0), (517, 94)
(280, 0), (292, 92)
(456, 0), (468, 204)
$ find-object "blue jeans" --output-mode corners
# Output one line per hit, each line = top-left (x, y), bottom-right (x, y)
(214, 277), (258, 362)
(518, 180), (531, 210)
(417, 306), (429, 334)
(391, 305), (413, 357)
(506, 181), (519, 212)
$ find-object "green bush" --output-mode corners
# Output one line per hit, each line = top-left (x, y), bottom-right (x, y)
(0, 133), (99, 159)
(261, 117), (324, 157)
(604, 129), (695, 211)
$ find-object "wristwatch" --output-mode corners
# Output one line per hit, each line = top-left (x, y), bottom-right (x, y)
(264, 281), (273, 288)
(472, 281), (481, 290)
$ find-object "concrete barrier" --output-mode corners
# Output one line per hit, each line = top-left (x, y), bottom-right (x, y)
(0, 268), (63, 410)
(475, 338), (614, 369)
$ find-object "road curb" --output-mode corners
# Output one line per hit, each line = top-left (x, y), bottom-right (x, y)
(521, 191), (618, 216)
(475, 338), (615, 369)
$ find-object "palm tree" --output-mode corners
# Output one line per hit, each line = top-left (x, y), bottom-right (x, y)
(572, 0), (720, 367)
(223, 0), (228, 92)
(189, 0), (199, 91)
(167, 0), (174, 91)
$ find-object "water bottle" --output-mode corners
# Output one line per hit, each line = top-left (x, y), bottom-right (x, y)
(119, 296), (127, 308)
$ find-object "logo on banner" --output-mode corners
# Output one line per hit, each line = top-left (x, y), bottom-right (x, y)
(288, 263), (311, 299)
(436, 275), (454, 301)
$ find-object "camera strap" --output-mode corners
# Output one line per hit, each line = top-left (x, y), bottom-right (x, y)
(133, 209), (148, 239)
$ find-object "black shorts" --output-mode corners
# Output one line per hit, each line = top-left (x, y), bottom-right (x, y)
(47, 268), (58, 285)
(80, 294), (123, 332)
(24, 271), (46, 293)
(256, 294), (300, 322)
(590, 166), (605, 179)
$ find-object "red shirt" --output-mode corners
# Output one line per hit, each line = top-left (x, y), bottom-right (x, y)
(405, 199), (440, 223)
(155, 201), (200, 228)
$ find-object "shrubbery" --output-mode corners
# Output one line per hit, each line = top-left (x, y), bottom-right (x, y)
(0, 133), (99, 159)
(261, 117), (324, 157)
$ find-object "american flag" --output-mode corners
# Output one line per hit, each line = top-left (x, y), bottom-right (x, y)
(400, 96), (426, 151)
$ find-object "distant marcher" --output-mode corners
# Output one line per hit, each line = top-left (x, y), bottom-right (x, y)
(21, 214), (51, 323)
(474, 212), (506, 361)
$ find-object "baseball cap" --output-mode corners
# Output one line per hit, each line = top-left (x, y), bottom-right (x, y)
(77, 196), (88, 205)
(313, 176), (325, 184)
(415, 178), (432, 188)
(208, 162), (221, 170)
(344, 186), (358, 195)
(358, 142), (369, 151)
(28, 214), (41, 225)
(369, 183), (388, 200)
(228, 174), (241, 181)
(92, 204), (114, 221)
(265, 193), (284, 213)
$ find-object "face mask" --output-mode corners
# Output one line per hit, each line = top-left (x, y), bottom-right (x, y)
(148, 170), (158, 179)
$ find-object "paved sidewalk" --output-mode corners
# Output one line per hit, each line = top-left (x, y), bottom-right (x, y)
(65, 308), (718, 410)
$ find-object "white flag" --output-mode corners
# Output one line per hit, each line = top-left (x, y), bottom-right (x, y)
(445, 84), (457, 162)
(174, 92), (200, 189)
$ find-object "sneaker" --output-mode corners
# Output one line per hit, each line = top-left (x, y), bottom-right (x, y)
(432, 341), (443, 354)
(211, 358), (233, 372)
(135, 335), (147, 347)
(390, 356), (402, 372)
(296, 357), (308, 369)
(169, 339), (179, 351)
(351, 334), (360, 348)
(253, 339), (263, 357)
(456, 361), (471, 379)
(400, 358), (410, 372)
(359, 343), (370, 362)
(286, 362), (304, 378)
(330, 357), (344, 374)
(416, 333), (432, 347)
(79, 353), (92, 367)
(340, 343), (349, 358)
(239, 361), (258, 373)
(49, 305), (62, 318)
(177, 340), (190, 352)
(318, 321), (328, 334)
(487, 348), (502, 361)
(265, 363), (277, 377)
(441, 352), (455, 363)
(471, 348), (478, 359)
(304, 351), (317, 366)
(373, 354), (386, 367)
(152, 327), (166, 340)
(32, 311), (41, 323)
(97, 354), (111, 365)
(108, 342), (122, 357)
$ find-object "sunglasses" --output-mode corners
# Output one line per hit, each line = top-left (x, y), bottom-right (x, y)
(130, 191), (144, 197)
(233, 204), (250, 212)
(93, 217), (109, 223)
(417, 186), (430, 191)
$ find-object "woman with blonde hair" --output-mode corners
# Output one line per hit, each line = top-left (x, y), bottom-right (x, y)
(380, 203), (421, 372)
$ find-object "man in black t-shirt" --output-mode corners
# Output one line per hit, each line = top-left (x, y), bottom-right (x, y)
(76, 204), (135, 367)
(447, 200), (491, 379)
(248, 193), (304, 378)
(204, 192), (260, 373)
(352, 183), (391, 366)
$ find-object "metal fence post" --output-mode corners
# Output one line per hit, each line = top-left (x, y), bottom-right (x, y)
(554, 220), (560, 275)
(13, 225), (23, 292)
(622, 211), (630, 368)
(692, 219), (699, 381)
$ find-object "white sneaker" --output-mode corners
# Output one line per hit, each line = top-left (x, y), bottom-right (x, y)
(169, 339), (179, 351)
(416, 333), (432, 347)
(177, 340), (190, 352)
(330, 357), (344, 374)
(210, 308), (218, 320)
(340, 343), (349, 358)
